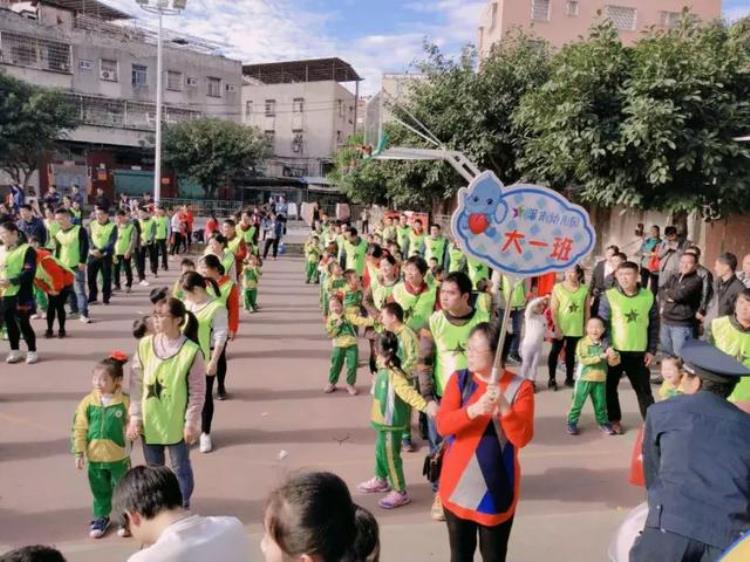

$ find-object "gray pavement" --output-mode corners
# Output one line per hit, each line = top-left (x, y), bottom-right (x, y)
(0, 251), (644, 561)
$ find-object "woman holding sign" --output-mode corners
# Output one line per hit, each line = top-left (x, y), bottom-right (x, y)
(437, 323), (534, 562)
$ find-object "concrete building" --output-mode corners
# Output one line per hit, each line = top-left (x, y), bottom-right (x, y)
(241, 58), (361, 179)
(0, 0), (242, 198)
(478, 0), (723, 56)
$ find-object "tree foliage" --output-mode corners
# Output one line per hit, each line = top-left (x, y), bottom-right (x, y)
(0, 73), (79, 186)
(163, 117), (269, 198)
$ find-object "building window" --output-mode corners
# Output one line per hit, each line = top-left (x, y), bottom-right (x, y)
(264, 130), (275, 145)
(167, 70), (183, 91)
(100, 59), (118, 81)
(245, 101), (253, 120)
(291, 132), (304, 154)
(566, 1), (579, 16)
(265, 99), (276, 117)
(132, 64), (148, 88)
(490, 2), (498, 28)
(660, 11), (682, 28)
(605, 5), (637, 31)
(2, 32), (71, 73)
(531, 0), (550, 22)
(337, 99), (344, 117)
(207, 77), (222, 98)
(336, 130), (343, 145)
(293, 97), (304, 113)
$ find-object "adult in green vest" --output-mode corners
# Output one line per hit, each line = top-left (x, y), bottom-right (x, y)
(466, 256), (490, 290)
(43, 208), (60, 251)
(343, 227), (368, 278)
(368, 254), (400, 313)
(424, 224), (448, 269)
(598, 261), (658, 434)
(204, 233), (236, 281)
(54, 207), (91, 323)
(407, 219), (426, 258)
(548, 265), (590, 390)
(181, 272), (229, 455)
(447, 239), (466, 274)
(417, 271), (489, 521)
(709, 288), (750, 413)
(113, 209), (137, 294)
(126, 297), (204, 508)
(396, 215), (411, 260)
(381, 215), (398, 245)
(87, 207), (117, 305)
(154, 207), (170, 272)
(499, 274), (528, 365)
(136, 206), (158, 287)
(238, 209), (259, 257)
(0, 221), (38, 364)
(391, 256), (438, 334)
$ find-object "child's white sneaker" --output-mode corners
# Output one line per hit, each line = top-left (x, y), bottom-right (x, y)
(25, 352), (39, 365)
(6, 350), (23, 364)
(199, 433), (213, 453)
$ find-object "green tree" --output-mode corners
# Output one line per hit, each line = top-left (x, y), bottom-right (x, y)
(163, 117), (269, 198)
(0, 73), (79, 186)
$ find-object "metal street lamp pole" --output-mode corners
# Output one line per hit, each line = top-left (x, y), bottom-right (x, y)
(135, 0), (187, 205)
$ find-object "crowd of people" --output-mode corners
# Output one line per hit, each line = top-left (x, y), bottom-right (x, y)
(3, 190), (750, 562)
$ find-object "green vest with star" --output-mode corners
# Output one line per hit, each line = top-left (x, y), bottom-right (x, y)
(448, 246), (466, 273)
(138, 335), (200, 445)
(0, 243), (31, 298)
(115, 223), (136, 256)
(710, 316), (750, 402)
(606, 288), (654, 352)
(424, 236), (447, 265)
(396, 225), (410, 250)
(90, 220), (116, 251)
(553, 283), (588, 337)
(56, 225), (82, 268)
(429, 308), (489, 396)
(373, 279), (398, 311)
(467, 257), (489, 289)
(392, 282), (436, 333)
(408, 230), (425, 257)
(344, 238), (368, 277)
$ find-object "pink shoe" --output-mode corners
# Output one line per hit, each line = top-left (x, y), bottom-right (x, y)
(345, 384), (359, 396)
(378, 490), (411, 509)
(358, 477), (390, 494)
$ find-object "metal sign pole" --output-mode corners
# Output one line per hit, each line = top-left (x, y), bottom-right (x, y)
(490, 277), (521, 385)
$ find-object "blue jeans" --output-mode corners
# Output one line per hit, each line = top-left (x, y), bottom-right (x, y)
(68, 268), (89, 317)
(142, 441), (194, 508)
(427, 404), (442, 493)
(660, 324), (694, 357)
(498, 308), (524, 359)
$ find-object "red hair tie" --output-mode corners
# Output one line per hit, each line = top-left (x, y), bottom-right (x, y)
(109, 351), (129, 362)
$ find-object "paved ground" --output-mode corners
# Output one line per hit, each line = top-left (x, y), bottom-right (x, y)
(0, 239), (645, 561)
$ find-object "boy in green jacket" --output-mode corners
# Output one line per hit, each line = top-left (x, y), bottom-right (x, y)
(324, 295), (375, 396)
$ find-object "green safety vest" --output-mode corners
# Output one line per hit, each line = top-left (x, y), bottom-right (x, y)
(606, 288), (654, 352)
(373, 280), (398, 310)
(429, 308), (490, 396)
(90, 221), (116, 251)
(396, 226), (410, 249)
(0, 243), (31, 298)
(408, 231), (425, 257)
(155, 216), (169, 240)
(240, 225), (257, 248)
(115, 223), (135, 256)
(382, 225), (397, 243)
(139, 218), (155, 245)
(365, 262), (380, 293)
(502, 276), (526, 309)
(344, 238), (368, 277)
(221, 252), (235, 278)
(227, 236), (242, 257)
(138, 335), (200, 445)
(55, 226), (81, 268)
(218, 279), (234, 306)
(448, 246), (466, 273)
(711, 316), (750, 402)
(553, 283), (588, 338)
(467, 257), (489, 289)
(192, 300), (224, 361)
(392, 282), (436, 333)
(424, 236), (447, 265)
(44, 219), (60, 251)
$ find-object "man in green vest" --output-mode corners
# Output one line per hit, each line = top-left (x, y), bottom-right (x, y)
(54, 207), (91, 323)
(598, 261), (658, 434)
(137, 206), (157, 286)
(87, 207), (117, 305)
(154, 207), (170, 272)
(113, 209), (137, 294)
(447, 239), (466, 274)
(343, 227), (368, 278)
(238, 210), (259, 257)
(222, 218), (247, 282)
(417, 271), (490, 521)
(423, 224), (448, 269)
(407, 219), (426, 258)
(396, 215), (410, 259)
(391, 256), (438, 334)
(381, 215), (397, 245)
(709, 288), (750, 413)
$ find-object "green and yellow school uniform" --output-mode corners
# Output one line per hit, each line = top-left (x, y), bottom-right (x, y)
(242, 265), (262, 311)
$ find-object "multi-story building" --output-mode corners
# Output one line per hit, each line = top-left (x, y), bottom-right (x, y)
(0, 0), (242, 198)
(478, 0), (723, 56)
(242, 58), (361, 179)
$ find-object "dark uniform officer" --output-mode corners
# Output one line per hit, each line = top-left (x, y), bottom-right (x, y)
(630, 340), (750, 562)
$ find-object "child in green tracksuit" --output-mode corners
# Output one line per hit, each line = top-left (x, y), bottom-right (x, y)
(304, 236), (321, 284)
(567, 317), (619, 436)
(242, 254), (262, 312)
(358, 331), (438, 510)
(323, 261), (346, 318)
(342, 269), (364, 316)
(72, 353), (131, 539)
(324, 295), (374, 396)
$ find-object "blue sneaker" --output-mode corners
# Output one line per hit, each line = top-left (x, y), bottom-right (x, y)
(89, 517), (110, 539)
(566, 423), (579, 435)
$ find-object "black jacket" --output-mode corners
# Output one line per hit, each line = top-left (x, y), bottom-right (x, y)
(710, 275), (745, 319)
(660, 271), (702, 327)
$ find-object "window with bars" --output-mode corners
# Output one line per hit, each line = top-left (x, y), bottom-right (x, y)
(0, 32), (71, 73)
(566, 0), (579, 16)
(167, 70), (183, 91)
(293, 97), (304, 113)
(207, 77), (221, 97)
(531, 0), (550, 22)
(660, 11), (682, 28)
(100, 59), (118, 81)
(132, 64), (148, 88)
(605, 5), (637, 31)
(245, 101), (253, 120)
(264, 130), (275, 145)
(337, 99), (344, 117)
(265, 99), (276, 117)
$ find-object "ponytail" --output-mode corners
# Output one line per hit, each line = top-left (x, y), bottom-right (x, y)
(181, 271), (219, 298)
(182, 311), (199, 345)
(346, 505), (380, 562)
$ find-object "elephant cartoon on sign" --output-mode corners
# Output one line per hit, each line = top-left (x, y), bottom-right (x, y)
(456, 172), (508, 241)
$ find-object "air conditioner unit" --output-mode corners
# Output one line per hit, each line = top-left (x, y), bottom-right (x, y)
(186, 77), (198, 87)
(291, 134), (303, 154)
(100, 70), (112, 80)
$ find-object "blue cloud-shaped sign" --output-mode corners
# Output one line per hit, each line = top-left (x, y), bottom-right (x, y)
(451, 171), (596, 278)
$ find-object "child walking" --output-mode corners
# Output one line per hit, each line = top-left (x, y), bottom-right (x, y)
(242, 254), (262, 312)
(519, 296), (549, 386)
(358, 331), (438, 509)
(71, 352), (131, 539)
(304, 235), (321, 284)
(325, 295), (374, 396)
(567, 317), (619, 435)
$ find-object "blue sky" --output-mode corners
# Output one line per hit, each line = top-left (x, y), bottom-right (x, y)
(106, 0), (749, 95)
